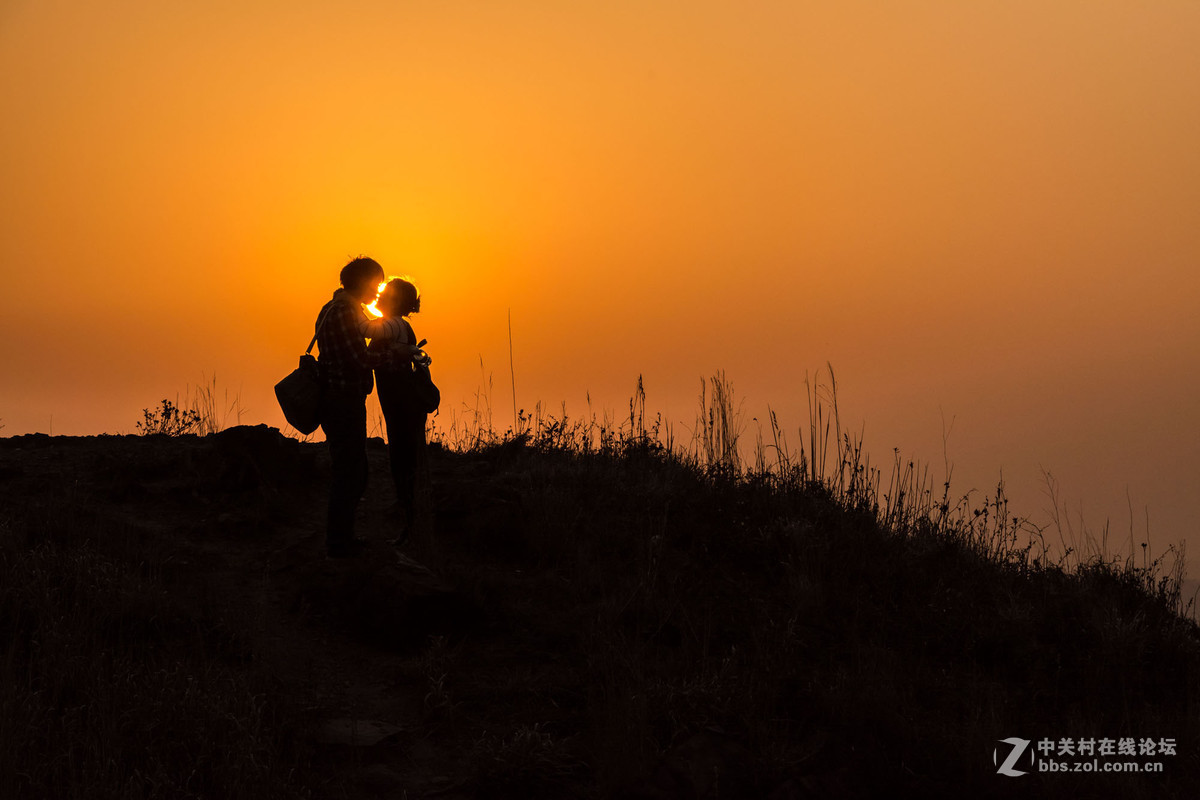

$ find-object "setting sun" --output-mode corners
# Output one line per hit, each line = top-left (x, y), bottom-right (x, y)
(364, 281), (389, 319)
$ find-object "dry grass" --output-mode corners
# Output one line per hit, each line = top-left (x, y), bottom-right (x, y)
(83, 364), (1198, 797)
(408, 366), (1199, 797)
(186, 374), (245, 436)
(137, 375), (245, 438)
(0, 499), (311, 799)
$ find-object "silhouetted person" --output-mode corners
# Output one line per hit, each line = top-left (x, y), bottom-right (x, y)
(316, 257), (385, 558)
(367, 278), (429, 540)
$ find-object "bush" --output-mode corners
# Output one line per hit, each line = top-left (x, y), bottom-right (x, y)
(136, 400), (201, 436)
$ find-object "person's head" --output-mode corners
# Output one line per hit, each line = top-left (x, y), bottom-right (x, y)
(377, 277), (420, 318)
(340, 256), (385, 303)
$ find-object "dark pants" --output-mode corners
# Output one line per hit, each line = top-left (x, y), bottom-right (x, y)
(376, 367), (427, 527)
(320, 387), (368, 548)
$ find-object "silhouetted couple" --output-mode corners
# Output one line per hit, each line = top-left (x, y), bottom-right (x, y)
(315, 256), (429, 558)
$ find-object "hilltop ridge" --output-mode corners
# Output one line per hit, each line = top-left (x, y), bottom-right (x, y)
(1, 425), (1197, 798)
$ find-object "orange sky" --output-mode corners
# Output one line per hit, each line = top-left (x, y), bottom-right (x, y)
(2, 1), (1198, 565)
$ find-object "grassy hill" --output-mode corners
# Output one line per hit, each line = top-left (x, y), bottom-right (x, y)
(1, 404), (1197, 798)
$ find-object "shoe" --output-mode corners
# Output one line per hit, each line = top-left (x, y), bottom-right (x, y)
(385, 503), (413, 547)
(326, 538), (367, 558)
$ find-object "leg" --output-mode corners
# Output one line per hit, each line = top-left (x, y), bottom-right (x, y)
(386, 421), (414, 512)
(377, 369), (414, 526)
(381, 408), (419, 531)
(320, 388), (368, 552)
(392, 412), (426, 530)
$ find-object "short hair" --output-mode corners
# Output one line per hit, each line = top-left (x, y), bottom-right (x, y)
(340, 256), (384, 291)
(379, 277), (420, 317)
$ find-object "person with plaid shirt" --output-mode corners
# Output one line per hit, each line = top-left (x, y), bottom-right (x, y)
(316, 256), (387, 557)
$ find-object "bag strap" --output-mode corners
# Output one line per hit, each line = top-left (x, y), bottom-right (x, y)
(307, 304), (335, 355)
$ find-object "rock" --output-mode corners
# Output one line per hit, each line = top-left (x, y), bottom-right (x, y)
(315, 718), (406, 746)
(295, 546), (479, 651)
(208, 424), (314, 492)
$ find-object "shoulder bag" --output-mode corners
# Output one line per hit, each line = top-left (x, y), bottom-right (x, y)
(274, 306), (332, 434)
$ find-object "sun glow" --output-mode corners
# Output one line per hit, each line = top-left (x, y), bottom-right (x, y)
(364, 281), (388, 318)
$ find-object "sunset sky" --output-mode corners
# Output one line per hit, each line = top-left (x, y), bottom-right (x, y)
(2, 1), (1198, 566)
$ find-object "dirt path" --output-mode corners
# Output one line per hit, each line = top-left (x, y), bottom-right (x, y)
(187, 440), (481, 799)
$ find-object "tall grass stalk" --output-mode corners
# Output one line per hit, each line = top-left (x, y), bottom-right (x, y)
(692, 370), (742, 473)
(186, 374), (245, 436)
(508, 308), (517, 433)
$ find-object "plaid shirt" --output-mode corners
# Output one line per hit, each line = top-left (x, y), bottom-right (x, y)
(315, 290), (383, 396)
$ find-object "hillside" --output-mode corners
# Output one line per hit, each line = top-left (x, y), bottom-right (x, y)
(1, 425), (1197, 799)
